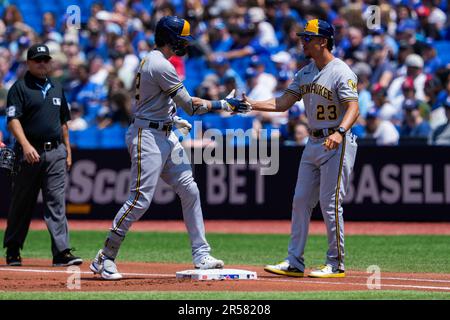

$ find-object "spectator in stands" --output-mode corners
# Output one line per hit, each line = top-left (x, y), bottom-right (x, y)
(388, 54), (427, 109)
(371, 84), (397, 122)
(395, 19), (417, 47)
(81, 18), (109, 61)
(97, 89), (131, 129)
(421, 41), (443, 74)
(284, 121), (309, 146)
(67, 102), (87, 132)
(246, 7), (278, 49)
(0, 56), (10, 105)
(425, 75), (447, 111)
(271, 51), (293, 73)
(367, 42), (394, 88)
(430, 97), (450, 145)
(427, 1), (447, 33)
(88, 55), (110, 85)
(245, 67), (273, 101)
(208, 19), (233, 52)
(255, 69), (291, 133)
(352, 62), (372, 119)
(394, 42), (414, 78)
(343, 27), (366, 65)
(196, 74), (221, 102)
(61, 38), (86, 63)
(2, 5), (33, 39)
(364, 107), (399, 146)
(70, 63), (107, 124)
(0, 49), (16, 89)
(210, 22), (269, 62)
(109, 36), (139, 89)
(429, 72), (450, 128)
(41, 12), (62, 44)
(208, 56), (245, 96)
(249, 55), (276, 94)
(415, 5), (441, 40)
(400, 99), (432, 138)
(332, 17), (350, 60)
(223, 75), (238, 99)
(280, 18), (302, 52)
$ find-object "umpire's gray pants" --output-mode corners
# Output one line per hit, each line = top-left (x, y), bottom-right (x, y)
(104, 124), (211, 264)
(3, 143), (70, 256)
(286, 133), (357, 272)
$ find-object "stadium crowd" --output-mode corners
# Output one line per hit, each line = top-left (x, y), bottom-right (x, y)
(0, 0), (450, 148)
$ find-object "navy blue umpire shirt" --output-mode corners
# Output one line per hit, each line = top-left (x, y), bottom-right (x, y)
(6, 71), (71, 142)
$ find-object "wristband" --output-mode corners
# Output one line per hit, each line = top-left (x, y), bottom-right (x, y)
(211, 100), (222, 110)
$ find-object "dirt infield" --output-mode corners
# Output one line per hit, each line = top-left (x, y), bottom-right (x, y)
(1, 220), (449, 294)
(1, 259), (450, 292)
(1, 219), (450, 235)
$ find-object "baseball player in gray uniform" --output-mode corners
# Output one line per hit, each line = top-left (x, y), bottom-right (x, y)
(90, 16), (251, 280)
(245, 19), (359, 278)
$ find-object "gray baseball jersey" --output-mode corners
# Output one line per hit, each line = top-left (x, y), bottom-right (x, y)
(283, 58), (359, 272)
(286, 58), (358, 130)
(134, 50), (181, 121)
(100, 49), (213, 265)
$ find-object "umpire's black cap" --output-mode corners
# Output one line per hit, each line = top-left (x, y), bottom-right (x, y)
(27, 44), (52, 60)
(297, 19), (334, 39)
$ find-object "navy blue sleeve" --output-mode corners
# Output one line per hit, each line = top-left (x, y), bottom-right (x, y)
(6, 83), (23, 122)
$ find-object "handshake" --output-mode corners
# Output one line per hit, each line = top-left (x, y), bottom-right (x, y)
(174, 90), (252, 137)
(221, 89), (252, 114)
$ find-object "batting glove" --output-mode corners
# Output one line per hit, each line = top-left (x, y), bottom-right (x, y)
(173, 116), (192, 136)
(221, 90), (252, 114)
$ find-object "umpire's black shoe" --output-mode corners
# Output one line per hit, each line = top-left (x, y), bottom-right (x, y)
(6, 248), (22, 266)
(52, 249), (83, 267)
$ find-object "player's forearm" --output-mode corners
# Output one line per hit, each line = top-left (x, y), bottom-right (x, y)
(7, 119), (32, 148)
(249, 97), (289, 112)
(61, 123), (71, 155)
(338, 101), (360, 131)
(191, 96), (231, 113)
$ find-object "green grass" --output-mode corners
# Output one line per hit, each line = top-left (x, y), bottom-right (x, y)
(0, 290), (449, 300)
(0, 230), (449, 273)
(1, 230), (449, 300)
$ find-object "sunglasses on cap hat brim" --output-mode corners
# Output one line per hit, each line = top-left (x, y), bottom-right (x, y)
(297, 32), (326, 42)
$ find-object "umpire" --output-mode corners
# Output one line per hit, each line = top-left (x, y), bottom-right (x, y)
(3, 44), (82, 267)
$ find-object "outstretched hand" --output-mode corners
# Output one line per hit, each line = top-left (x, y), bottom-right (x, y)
(223, 90), (252, 114)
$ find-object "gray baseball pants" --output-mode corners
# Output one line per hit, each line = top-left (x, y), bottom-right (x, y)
(3, 143), (70, 256)
(286, 132), (357, 272)
(102, 123), (211, 265)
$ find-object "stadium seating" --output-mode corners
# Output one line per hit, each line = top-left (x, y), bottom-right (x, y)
(434, 41), (450, 66)
(0, 115), (10, 144)
(71, 126), (100, 149)
(98, 123), (127, 149)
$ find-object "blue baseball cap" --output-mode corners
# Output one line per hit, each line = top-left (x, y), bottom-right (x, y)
(277, 70), (293, 81)
(244, 67), (257, 79)
(213, 55), (229, 66)
(250, 55), (264, 67)
(366, 107), (380, 119)
(403, 99), (419, 110)
(444, 97), (450, 108)
(297, 19), (334, 39)
(397, 19), (417, 33)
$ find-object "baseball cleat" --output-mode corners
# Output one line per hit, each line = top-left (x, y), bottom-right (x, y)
(194, 255), (224, 270)
(308, 264), (345, 278)
(264, 261), (304, 277)
(52, 249), (83, 267)
(90, 249), (123, 280)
